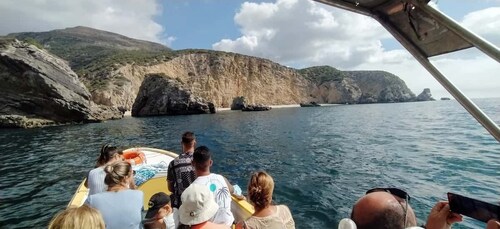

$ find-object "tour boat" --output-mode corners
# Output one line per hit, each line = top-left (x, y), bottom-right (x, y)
(68, 147), (254, 223)
(68, 0), (499, 227)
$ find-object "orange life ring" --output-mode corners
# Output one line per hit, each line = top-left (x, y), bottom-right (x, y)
(123, 150), (146, 165)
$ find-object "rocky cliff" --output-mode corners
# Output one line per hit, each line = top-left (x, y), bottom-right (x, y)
(300, 66), (416, 104)
(77, 53), (420, 108)
(346, 71), (416, 103)
(416, 88), (435, 101)
(132, 74), (215, 116)
(96, 50), (313, 109)
(8, 27), (424, 114)
(0, 39), (122, 128)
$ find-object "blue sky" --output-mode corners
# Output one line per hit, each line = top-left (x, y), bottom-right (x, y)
(0, 0), (498, 98)
(160, 0), (498, 50)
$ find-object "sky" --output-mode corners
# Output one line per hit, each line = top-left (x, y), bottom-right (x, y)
(0, 0), (499, 99)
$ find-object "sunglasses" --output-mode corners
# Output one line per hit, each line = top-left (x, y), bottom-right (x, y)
(366, 188), (411, 202)
(366, 188), (411, 227)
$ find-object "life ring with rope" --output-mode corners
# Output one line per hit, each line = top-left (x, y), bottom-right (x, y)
(123, 150), (146, 166)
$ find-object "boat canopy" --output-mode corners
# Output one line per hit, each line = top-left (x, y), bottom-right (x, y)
(314, 0), (500, 142)
(314, 0), (499, 60)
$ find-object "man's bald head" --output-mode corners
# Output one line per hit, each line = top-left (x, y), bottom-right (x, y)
(351, 191), (417, 229)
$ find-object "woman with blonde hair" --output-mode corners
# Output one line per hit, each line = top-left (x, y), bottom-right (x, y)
(48, 204), (105, 229)
(237, 171), (295, 229)
(86, 161), (143, 229)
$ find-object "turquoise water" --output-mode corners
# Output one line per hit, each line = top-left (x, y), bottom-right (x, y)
(1, 99), (499, 229)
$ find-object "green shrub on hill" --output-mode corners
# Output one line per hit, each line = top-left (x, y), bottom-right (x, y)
(298, 66), (348, 84)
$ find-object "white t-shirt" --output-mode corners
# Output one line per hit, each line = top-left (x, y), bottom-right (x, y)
(192, 173), (234, 226)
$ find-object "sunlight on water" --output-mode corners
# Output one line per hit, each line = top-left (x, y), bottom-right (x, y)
(0, 98), (499, 228)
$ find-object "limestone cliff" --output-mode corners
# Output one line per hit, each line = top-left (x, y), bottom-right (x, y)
(9, 27), (421, 111)
(346, 71), (416, 103)
(84, 55), (419, 108)
(0, 39), (122, 128)
(96, 50), (313, 109)
(300, 66), (416, 104)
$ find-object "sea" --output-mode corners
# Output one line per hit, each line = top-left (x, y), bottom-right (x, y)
(1, 98), (499, 229)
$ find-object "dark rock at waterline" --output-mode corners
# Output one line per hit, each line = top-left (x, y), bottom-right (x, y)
(241, 104), (272, 111)
(0, 39), (122, 128)
(231, 96), (247, 110)
(300, 101), (321, 107)
(417, 88), (435, 101)
(132, 74), (216, 116)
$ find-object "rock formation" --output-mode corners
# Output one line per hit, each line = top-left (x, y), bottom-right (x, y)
(241, 104), (272, 111)
(310, 78), (362, 104)
(132, 74), (215, 117)
(7, 27), (430, 119)
(416, 88), (435, 101)
(231, 96), (247, 110)
(102, 51), (313, 109)
(0, 39), (122, 128)
(347, 71), (416, 103)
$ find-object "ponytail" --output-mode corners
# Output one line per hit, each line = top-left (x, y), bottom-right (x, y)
(104, 161), (131, 187)
(247, 171), (274, 211)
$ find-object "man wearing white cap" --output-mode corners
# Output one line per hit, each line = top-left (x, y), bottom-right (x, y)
(179, 183), (229, 229)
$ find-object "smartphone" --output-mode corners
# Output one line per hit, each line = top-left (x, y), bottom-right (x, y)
(447, 192), (500, 223)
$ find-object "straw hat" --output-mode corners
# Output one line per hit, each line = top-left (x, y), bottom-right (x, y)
(179, 183), (219, 225)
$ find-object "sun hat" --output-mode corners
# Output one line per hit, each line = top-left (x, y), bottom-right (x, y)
(179, 183), (219, 225)
(145, 192), (170, 219)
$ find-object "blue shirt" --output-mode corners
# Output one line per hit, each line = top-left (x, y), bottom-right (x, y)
(87, 189), (144, 229)
(87, 167), (107, 195)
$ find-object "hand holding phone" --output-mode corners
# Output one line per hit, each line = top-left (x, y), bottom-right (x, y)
(447, 192), (500, 223)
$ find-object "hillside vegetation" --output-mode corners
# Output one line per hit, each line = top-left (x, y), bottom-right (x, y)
(299, 66), (348, 84)
(9, 26), (174, 74)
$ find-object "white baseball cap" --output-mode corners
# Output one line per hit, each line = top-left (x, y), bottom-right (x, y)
(179, 183), (219, 225)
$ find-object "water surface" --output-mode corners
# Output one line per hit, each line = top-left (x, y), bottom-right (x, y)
(1, 98), (499, 228)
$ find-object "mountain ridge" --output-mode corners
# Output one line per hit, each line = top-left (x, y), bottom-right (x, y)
(1, 26), (432, 126)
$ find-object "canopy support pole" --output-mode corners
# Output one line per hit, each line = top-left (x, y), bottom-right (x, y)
(414, 0), (500, 62)
(374, 16), (500, 143)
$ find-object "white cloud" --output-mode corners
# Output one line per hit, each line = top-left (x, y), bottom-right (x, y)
(356, 49), (500, 99)
(213, 0), (500, 98)
(0, 0), (167, 44)
(213, 0), (391, 68)
(461, 7), (500, 46)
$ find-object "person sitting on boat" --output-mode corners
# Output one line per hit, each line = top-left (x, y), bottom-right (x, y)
(179, 183), (229, 229)
(348, 188), (462, 229)
(167, 131), (198, 228)
(48, 204), (105, 229)
(192, 146), (245, 226)
(143, 192), (175, 229)
(236, 171), (295, 229)
(85, 144), (132, 195)
(86, 161), (143, 229)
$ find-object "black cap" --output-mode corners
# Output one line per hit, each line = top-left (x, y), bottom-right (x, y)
(145, 192), (170, 219)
